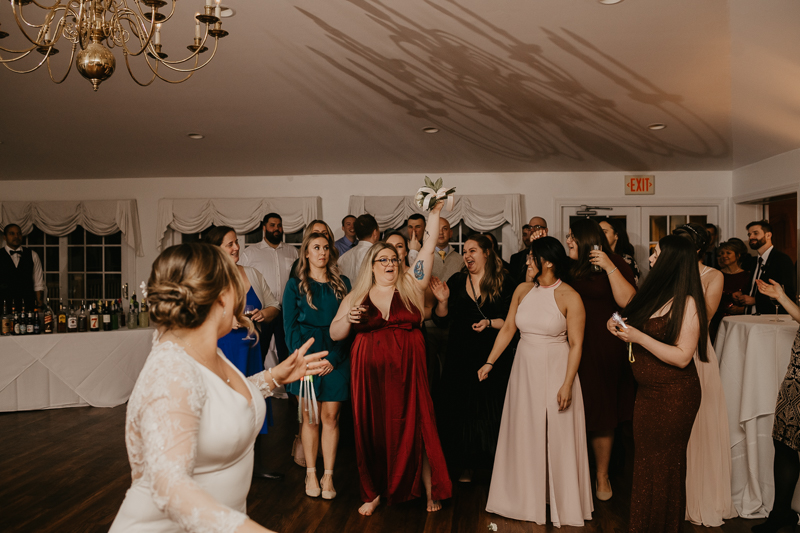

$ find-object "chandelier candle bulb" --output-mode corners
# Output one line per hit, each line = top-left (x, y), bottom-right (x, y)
(154, 24), (161, 46)
(195, 15), (201, 39)
(214, 0), (221, 20)
(205, 0), (212, 6)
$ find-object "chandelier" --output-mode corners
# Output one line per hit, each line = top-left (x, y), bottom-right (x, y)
(0, 0), (229, 91)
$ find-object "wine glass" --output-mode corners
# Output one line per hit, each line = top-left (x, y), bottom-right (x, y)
(591, 245), (602, 272)
(242, 305), (257, 340)
(769, 285), (784, 322)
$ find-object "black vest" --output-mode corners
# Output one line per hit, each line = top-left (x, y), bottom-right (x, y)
(0, 248), (36, 309)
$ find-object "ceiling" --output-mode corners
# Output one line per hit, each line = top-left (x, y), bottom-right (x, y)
(1, 0), (800, 180)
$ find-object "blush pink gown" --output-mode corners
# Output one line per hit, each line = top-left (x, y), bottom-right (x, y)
(486, 281), (593, 526)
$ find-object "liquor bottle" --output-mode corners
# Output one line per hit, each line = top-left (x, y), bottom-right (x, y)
(117, 299), (125, 328)
(138, 299), (149, 328)
(43, 299), (54, 334)
(18, 303), (27, 336)
(128, 295), (138, 329)
(27, 308), (35, 335)
(1, 300), (10, 336)
(12, 301), (20, 335)
(57, 299), (67, 333)
(110, 300), (119, 330)
(33, 307), (40, 335)
(67, 303), (78, 333)
(102, 300), (112, 331)
(89, 302), (99, 332)
(78, 302), (88, 332)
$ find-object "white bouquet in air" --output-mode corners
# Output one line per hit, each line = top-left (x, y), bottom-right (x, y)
(415, 176), (456, 211)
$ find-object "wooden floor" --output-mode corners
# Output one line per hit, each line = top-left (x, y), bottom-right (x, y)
(0, 400), (766, 533)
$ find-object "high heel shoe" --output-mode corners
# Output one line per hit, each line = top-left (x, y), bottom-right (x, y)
(305, 468), (321, 498)
(751, 510), (798, 533)
(321, 470), (337, 500)
(595, 478), (612, 501)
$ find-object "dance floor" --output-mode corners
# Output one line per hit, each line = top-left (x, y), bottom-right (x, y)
(0, 400), (761, 533)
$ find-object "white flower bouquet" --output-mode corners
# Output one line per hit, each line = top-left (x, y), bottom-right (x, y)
(415, 176), (455, 211)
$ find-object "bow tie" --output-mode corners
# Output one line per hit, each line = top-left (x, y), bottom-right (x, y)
(8, 250), (21, 255)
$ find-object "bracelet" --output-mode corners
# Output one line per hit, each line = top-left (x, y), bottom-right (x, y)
(488, 319), (492, 328)
(267, 368), (280, 388)
(485, 362), (493, 366)
(607, 267), (618, 275)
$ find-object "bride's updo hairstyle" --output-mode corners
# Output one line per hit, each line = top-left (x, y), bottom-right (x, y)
(146, 243), (250, 333)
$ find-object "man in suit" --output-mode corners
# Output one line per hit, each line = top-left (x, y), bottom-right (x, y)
(509, 216), (548, 286)
(734, 220), (797, 314)
(0, 224), (45, 310)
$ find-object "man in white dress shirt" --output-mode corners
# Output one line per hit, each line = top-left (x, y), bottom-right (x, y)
(239, 213), (298, 365)
(0, 224), (45, 309)
(338, 214), (380, 283)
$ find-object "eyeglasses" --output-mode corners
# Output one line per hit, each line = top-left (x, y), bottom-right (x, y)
(532, 225), (546, 230)
(373, 258), (399, 266)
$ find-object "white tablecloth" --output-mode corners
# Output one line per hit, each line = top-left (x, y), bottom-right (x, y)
(0, 328), (153, 412)
(716, 315), (800, 518)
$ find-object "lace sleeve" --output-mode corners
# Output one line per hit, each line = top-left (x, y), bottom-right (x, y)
(134, 351), (248, 533)
(247, 371), (276, 399)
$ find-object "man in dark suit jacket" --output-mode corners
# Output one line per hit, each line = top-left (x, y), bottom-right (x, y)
(734, 220), (797, 314)
(509, 216), (548, 286)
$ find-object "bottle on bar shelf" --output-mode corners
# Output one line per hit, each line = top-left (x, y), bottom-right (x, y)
(33, 306), (40, 335)
(68, 303), (79, 333)
(78, 301), (87, 332)
(12, 301), (21, 335)
(27, 307), (35, 335)
(128, 295), (138, 329)
(139, 299), (149, 328)
(1, 300), (11, 336)
(57, 299), (67, 333)
(117, 298), (125, 329)
(89, 302), (99, 332)
(43, 299), (54, 334)
(102, 300), (112, 331)
(18, 302), (27, 336)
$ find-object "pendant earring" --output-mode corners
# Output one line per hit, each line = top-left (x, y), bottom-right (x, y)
(222, 308), (227, 318)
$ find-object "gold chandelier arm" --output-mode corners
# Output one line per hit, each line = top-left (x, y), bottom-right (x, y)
(10, 4), (50, 47)
(0, 41), (40, 54)
(122, 49), (157, 86)
(45, 40), (77, 83)
(141, 50), (196, 83)
(27, 0), (64, 10)
(115, 10), (156, 57)
(152, 34), (219, 69)
(0, 50), (49, 72)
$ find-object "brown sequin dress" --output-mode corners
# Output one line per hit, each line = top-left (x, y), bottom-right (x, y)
(628, 316), (701, 533)
(773, 327), (800, 451)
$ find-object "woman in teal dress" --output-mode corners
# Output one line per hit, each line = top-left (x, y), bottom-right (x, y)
(283, 230), (351, 500)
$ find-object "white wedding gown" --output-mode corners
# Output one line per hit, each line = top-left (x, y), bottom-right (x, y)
(109, 335), (271, 532)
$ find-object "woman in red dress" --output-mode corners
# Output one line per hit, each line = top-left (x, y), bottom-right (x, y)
(330, 203), (452, 516)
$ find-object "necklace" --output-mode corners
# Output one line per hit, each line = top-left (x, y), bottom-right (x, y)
(169, 332), (230, 384)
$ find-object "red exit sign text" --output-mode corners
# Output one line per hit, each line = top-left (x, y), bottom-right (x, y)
(625, 175), (655, 195)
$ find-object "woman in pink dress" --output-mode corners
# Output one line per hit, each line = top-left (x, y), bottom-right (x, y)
(475, 237), (593, 526)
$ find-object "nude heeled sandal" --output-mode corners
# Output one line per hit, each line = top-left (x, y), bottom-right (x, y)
(321, 470), (337, 500)
(305, 468), (321, 498)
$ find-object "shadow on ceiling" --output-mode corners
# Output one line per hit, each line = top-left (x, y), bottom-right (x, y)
(297, 0), (729, 171)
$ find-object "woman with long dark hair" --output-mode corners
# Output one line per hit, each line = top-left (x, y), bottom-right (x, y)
(480, 237), (593, 526)
(204, 226), (281, 479)
(599, 218), (640, 284)
(431, 233), (516, 483)
(608, 235), (707, 533)
(673, 223), (736, 526)
(283, 230), (351, 500)
(566, 218), (636, 500)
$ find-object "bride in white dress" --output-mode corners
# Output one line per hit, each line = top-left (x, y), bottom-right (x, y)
(110, 243), (328, 533)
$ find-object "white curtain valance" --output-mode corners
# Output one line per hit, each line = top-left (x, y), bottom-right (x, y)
(348, 194), (523, 248)
(156, 197), (321, 251)
(0, 200), (144, 257)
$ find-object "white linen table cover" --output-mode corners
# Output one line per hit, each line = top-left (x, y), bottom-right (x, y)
(716, 315), (800, 518)
(0, 328), (153, 411)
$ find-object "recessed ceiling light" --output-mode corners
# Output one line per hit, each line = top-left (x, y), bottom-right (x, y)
(647, 123), (667, 130)
(220, 5), (235, 18)
(599, 0), (624, 4)
(188, 133), (205, 139)
(422, 127), (439, 134)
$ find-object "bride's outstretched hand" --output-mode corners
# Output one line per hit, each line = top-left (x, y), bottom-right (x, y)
(271, 338), (328, 385)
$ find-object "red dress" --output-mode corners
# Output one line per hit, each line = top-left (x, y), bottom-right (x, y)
(351, 292), (452, 504)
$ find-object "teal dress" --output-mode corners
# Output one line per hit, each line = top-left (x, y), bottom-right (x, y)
(283, 276), (351, 401)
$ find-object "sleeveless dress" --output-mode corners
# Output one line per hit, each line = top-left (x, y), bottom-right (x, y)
(685, 267), (737, 525)
(570, 254), (637, 432)
(218, 285), (273, 434)
(773, 327), (800, 450)
(486, 281), (593, 526)
(110, 335), (273, 532)
(629, 316), (701, 533)
(283, 276), (351, 401)
(350, 291), (452, 504)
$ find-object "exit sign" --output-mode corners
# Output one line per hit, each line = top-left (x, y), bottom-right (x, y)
(625, 175), (655, 195)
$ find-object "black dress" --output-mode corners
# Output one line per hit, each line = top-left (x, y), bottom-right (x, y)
(433, 271), (516, 471)
(628, 316), (702, 533)
(774, 328), (800, 451)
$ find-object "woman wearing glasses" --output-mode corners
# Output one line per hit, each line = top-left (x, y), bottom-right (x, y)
(330, 203), (451, 516)
(430, 234), (516, 484)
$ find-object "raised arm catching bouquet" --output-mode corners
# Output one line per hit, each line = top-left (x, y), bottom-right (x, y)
(415, 176), (456, 212)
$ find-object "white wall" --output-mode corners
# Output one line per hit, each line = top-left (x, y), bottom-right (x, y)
(4, 171), (731, 287)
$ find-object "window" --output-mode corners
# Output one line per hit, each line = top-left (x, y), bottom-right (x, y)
(22, 225), (125, 308)
(450, 222), (504, 256)
(648, 214), (707, 255)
